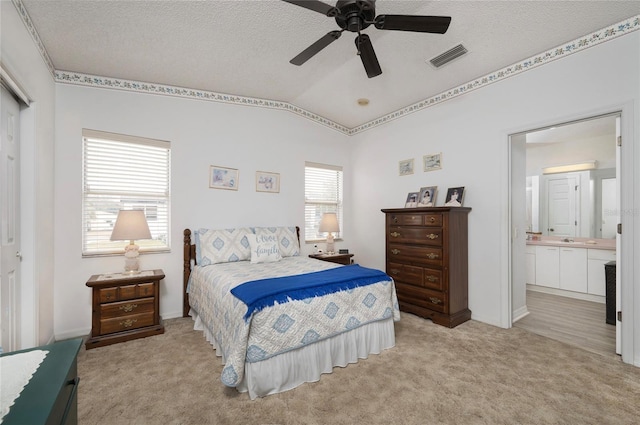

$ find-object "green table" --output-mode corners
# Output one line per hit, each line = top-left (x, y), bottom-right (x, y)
(1, 338), (82, 425)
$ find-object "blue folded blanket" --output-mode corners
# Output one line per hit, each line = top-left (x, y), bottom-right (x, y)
(231, 264), (391, 320)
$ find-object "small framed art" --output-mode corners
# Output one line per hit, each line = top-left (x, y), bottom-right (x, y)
(256, 171), (280, 193)
(405, 192), (419, 208)
(209, 165), (239, 190)
(423, 153), (442, 172)
(444, 187), (465, 207)
(417, 186), (437, 207)
(399, 159), (414, 176)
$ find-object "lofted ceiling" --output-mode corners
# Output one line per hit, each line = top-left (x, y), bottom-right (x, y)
(18, 0), (640, 130)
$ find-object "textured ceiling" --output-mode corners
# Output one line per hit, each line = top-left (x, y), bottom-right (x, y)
(19, 0), (640, 129)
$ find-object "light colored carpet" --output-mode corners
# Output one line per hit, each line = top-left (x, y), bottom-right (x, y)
(77, 313), (640, 424)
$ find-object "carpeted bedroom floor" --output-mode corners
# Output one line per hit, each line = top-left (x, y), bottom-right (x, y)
(77, 313), (640, 425)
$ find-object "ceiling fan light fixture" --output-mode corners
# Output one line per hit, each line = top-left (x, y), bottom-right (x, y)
(357, 98), (370, 106)
(429, 43), (468, 68)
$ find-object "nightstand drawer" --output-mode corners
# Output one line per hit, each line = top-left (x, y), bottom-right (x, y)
(119, 284), (138, 300)
(137, 282), (155, 297)
(99, 288), (118, 303)
(100, 312), (155, 335)
(100, 297), (155, 319)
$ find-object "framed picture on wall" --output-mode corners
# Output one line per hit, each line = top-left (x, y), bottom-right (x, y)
(209, 165), (239, 190)
(417, 186), (437, 207)
(399, 159), (414, 176)
(444, 187), (465, 207)
(256, 171), (280, 193)
(423, 153), (442, 172)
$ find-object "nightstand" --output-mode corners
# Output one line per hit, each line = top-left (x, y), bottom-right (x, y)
(85, 269), (165, 349)
(309, 253), (354, 265)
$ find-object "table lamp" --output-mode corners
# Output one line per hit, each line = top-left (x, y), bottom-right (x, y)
(110, 209), (152, 274)
(319, 212), (339, 254)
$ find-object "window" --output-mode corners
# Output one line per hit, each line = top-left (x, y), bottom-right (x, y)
(82, 129), (171, 256)
(304, 162), (343, 242)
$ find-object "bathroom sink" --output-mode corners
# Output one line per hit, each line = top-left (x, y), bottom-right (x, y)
(539, 240), (585, 245)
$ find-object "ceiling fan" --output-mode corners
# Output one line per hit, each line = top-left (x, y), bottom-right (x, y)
(281, 0), (451, 78)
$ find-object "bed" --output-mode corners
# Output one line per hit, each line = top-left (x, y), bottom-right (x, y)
(183, 226), (400, 399)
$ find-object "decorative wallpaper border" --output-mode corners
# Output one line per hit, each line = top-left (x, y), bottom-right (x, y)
(349, 15), (640, 135)
(12, 0), (639, 136)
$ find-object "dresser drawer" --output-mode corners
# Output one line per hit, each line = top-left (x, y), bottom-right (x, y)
(423, 214), (442, 227)
(388, 214), (423, 226)
(100, 312), (155, 335)
(396, 282), (447, 313)
(388, 263), (443, 291)
(388, 227), (443, 246)
(388, 244), (443, 266)
(100, 297), (155, 319)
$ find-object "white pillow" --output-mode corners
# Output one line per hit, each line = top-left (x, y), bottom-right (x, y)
(196, 227), (252, 266)
(249, 233), (282, 264)
(253, 226), (300, 257)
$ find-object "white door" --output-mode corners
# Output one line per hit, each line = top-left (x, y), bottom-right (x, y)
(510, 134), (527, 323)
(615, 116), (621, 355)
(0, 85), (21, 353)
(547, 176), (577, 237)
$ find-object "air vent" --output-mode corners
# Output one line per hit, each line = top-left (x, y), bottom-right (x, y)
(429, 44), (468, 68)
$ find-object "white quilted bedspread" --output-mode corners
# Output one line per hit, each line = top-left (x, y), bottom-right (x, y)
(188, 256), (400, 387)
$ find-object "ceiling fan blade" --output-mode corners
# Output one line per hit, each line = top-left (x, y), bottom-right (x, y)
(280, 0), (339, 17)
(374, 15), (451, 34)
(290, 31), (342, 66)
(355, 34), (382, 78)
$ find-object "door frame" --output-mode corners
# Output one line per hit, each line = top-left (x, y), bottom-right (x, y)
(503, 104), (636, 366)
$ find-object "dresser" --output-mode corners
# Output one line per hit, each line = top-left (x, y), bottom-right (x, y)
(0, 338), (82, 425)
(381, 207), (471, 328)
(85, 269), (165, 349)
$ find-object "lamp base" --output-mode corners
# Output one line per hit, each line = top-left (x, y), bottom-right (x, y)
(326, 233), (335, 255)
(123, 242), (141, 273)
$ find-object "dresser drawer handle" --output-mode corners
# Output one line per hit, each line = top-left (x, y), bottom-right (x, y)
(426, 233), (439, 240)
(429, 217), (436, 223)
(392, 217), (399, 223)
(429, 297), (442, 304)
(105, 294), (113, 300)
(390, 269), (400, 275)
(119, 303), (138, 313)
(411, 216), (417, 220)
(426, 276), (438, 282)
(391, 249), (401, 255)
(390, 232), (401, 237)
(120, 319), (137, 328)
(426, 253), (439, 259)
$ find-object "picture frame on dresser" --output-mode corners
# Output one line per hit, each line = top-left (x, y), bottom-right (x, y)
(417, 186), (437, 207)
(404, 192), (419, 208)
(444, 187), (465, 207)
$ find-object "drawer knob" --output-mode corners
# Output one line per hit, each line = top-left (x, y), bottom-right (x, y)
(426, 276), (438, 282)
(119, 303), (138, 313)
(411, 216), (417, 220)
(120, 319), (137, 328)
(390, 269), (400, 275)
(429, 297), (442, 304)
(429, 217), (436, 222)
(390, 232), (401, 238)
(391, 249), (401, 255)
(392, 217), (398, 223)
(426, 253), (438, 259)
(106, 294), (112, 300)
(426, 233), (439, 240)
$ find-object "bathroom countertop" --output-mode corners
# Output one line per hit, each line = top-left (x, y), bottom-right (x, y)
(526, 237), (616, 250)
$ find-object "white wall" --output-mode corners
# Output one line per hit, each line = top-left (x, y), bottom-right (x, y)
(1, 2), (57, 346)
(53, 85), (350, 338)
(349, 32), (639, 342)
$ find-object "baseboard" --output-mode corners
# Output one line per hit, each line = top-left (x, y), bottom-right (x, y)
(55, 327), (90, 342)
(512, 306), (530, 323)
(527, 284), (606, 304)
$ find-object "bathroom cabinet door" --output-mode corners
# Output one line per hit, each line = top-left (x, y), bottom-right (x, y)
(559, 248), (587, 293)
(535, 246), (559, 288)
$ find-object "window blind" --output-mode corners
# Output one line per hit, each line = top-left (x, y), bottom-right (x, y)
(82, 130), (171, 256)
(304, 162), (343, 242)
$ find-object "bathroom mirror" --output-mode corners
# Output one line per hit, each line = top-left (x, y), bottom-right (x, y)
(525, 115), (617, 239)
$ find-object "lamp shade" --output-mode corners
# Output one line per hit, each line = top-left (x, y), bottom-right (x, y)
(318, 213), (340, 233)
(110, 210), (152, 241)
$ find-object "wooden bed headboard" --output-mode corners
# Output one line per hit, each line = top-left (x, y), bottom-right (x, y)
(182, 227), (301, 317)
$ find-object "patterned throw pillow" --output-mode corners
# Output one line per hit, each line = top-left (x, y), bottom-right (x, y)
(253, 226), (300, 257)
(249, 233), (282, 264)
(195, 228), (252, 265)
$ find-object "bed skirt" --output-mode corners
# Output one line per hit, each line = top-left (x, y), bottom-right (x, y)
(190, 309), (396, 399)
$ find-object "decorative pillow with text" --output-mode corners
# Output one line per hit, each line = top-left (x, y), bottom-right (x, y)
(249, 233), (282, 264)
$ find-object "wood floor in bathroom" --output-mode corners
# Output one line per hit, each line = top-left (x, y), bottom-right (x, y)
(514, 290), (618, 360)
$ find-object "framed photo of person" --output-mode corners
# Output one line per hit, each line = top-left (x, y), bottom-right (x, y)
(417, 186), (437, 207)
(444, 187), (465, 207)
(404, 192), (419, 208)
